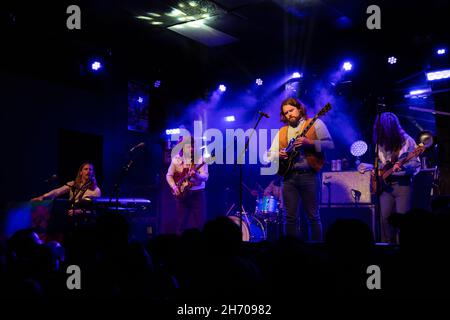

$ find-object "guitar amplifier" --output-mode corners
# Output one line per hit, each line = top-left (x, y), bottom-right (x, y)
(321, 171), (372, 204)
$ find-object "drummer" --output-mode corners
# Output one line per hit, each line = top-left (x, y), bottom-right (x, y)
(262, 177), (284, 210)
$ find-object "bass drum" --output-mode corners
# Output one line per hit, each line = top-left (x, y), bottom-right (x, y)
(228, 214), (266, 242)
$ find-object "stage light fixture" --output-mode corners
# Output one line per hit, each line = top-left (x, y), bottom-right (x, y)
(91, 61), (102, 71)
(166, 128), (181, 135)
(342, 62), (352, 71)
(388, 56), (397, 64)
(350, 140), (368, 166)
(405, 88), (431, 99)
(426, 69), (450, 81)
(350, 140), (368, 157)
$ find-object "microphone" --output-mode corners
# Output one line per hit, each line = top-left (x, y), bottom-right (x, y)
(258, 111), (270, 118)
(129, 142), (145, 152)
(44, 174), (58, 183)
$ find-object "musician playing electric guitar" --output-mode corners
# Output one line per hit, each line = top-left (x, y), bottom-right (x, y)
(358, 112), (421, 244)
(166, 138), (209, 235)
(267, 97), (334, 241)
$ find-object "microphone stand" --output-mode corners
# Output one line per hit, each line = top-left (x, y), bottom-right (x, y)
(373, 98), (384, 242)
(66, 182), (82, 211)
(323, 182), (331, 208)
(110, 151), (138, 213)
(237, 112), (266, 237)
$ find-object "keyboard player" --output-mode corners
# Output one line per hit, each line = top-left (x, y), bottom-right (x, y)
(31, 162), (101, 215)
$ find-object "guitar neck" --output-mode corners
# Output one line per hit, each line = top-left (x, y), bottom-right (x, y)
(382, 146), (424, 178)
(294, 103), (330, 140)
(296, 115), (319, 139)
(193, 161), (206, 173)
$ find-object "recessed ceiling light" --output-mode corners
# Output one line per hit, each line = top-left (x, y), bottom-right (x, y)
(136, 16), (153, 21)
(166, 8), (185, 17)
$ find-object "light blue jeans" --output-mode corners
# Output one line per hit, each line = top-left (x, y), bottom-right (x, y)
(380, 182), (412, 243)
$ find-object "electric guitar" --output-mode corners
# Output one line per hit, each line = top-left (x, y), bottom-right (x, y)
(277, 103), (332, 177)
(172, 156), (215, 199)
(370, 143), (426, 195)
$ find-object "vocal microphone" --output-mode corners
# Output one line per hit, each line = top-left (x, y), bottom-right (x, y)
(258, 111), (270, 118)
(44, 174), (58, 183)
(129, 142), (145, 152)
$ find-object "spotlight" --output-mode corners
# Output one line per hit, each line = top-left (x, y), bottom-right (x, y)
(225, 115), (235, 122)
(137, 96), (143, 103)
(292, 72), (302, 79)
(405, 88), (431, 98)
(426, 69), (450, 81)
(256, 78), (263, 86)
(342, 62), (352, 71)
(91, 61), (102, 71)
(219, 84), (227, 92)
(165, 128), (180, 135)
(284, 81), (298, 92)
(154, 80), (161, 88)
(350, 140), (368, 157)
(388, 56), (397, 64)
(350, 140), (368, 166)
(437, 49), (446, 55)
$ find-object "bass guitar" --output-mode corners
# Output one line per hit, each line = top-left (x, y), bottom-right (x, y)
(370, 143), (425, 195)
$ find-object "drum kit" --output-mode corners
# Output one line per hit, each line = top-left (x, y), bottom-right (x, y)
(226, 195), (282, 242)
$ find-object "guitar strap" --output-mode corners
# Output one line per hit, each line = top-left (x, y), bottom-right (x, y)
(299, 120), (308, 135)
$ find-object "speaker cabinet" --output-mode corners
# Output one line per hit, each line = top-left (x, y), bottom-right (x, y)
(412, 168), (436, 210)
(319, 204), (376, 239)
(321, 171), (372, 204)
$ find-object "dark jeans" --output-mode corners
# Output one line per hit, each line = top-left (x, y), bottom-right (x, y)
(175, 189), (206, 234)
(282, 171), (322, 241)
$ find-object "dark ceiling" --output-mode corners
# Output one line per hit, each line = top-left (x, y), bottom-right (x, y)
(2, 0), (449, 101)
